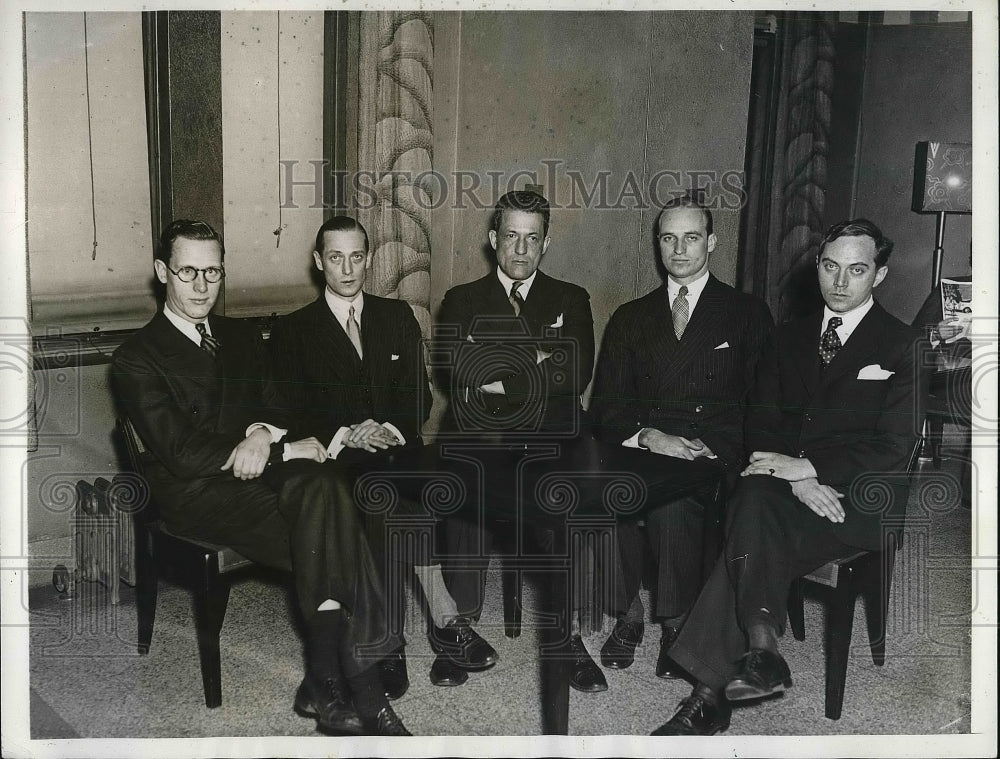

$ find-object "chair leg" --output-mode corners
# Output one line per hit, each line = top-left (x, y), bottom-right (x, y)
(787, 578), (806, 642)
(929, 416), (944, 468)
(861, 549), (896, 667)
(194, 553), (230, 709)
(502, 563), (522, 639)
(824, 569), (857, 720)
(136, 527), (157, 655)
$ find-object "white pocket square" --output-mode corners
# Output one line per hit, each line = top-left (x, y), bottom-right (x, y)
(857, 364), (895, 380)
(390, 354), (400, 361)
(549, 313), (564, 328)
(714, 341), (730, 350)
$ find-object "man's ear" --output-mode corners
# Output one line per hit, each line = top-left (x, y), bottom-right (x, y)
(488, 229), (498, 251)
(541, 236), (551, 257)
(707, 233), (717, 254)
(313, 251), (324, 272)
(364, 251), (373, 270)
(873, 265), (889, 289)
(153, 259), (168, 285)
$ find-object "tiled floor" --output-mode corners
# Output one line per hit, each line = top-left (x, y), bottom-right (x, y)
(27, 457), (976, 743)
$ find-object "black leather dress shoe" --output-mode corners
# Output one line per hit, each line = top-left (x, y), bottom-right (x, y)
(724, 648), (793, 701)
(379, 647), (409, 700)
(568, 635), (608, 693)
(294, 677), (363, 736)
(651, 693), (731, 736)
(429, 654), (469, 686)
(362, 705), (412, 736)
(429, 617), (498, 670)
(655, 626), (683, 679)
(600, 619), (644, 669)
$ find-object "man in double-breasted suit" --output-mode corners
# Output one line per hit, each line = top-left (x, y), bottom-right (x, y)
(653, 218), (921, 736)
(269, 216), (495, 693)
(112, 219), (410, 736)
(436, 190), (598, 689)
(589, 196), (773, 680)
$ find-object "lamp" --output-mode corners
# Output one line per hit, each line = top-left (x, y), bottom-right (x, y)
(912, 141), (972, 289)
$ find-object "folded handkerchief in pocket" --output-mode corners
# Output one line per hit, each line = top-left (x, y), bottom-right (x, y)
(714, 341), (730, 350)
(549, 313), (564, 328)
(856, 364), (895, 380)
(391, 354), (400, 361)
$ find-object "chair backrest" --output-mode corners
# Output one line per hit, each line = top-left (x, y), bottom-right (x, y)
(117, 416), (147, 474)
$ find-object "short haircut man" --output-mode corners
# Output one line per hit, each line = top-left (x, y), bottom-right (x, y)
(113, 218), (410, 736)
(590, 194), (773, 680)
(435, 189), (598, 689)
(653, 218), (921, 736)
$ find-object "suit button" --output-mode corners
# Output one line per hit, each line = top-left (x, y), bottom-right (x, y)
(689, 422), (698, 431)
(798, 450), (806, 458)
(805, 413), (812, 422)
(706, 372), (715, 381)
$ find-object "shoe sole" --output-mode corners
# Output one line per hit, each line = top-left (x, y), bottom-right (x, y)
(724, 677), (793, 702)
(385, 683), (410, 700)
(430, 653), (498, 672)
(294, 702), (364, 736)
(570, 681), (609, 693)
(600, 653), (636, 670)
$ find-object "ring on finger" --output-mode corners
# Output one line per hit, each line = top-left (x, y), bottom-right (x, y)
(769, 468), (775, 475)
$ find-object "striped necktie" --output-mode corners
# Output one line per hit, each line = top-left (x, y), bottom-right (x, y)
(509, 281), (525, 317)
(195, 322), (220, 359)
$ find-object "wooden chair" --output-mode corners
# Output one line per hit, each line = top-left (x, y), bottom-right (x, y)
(786, 439), (922, 719)
(116, 417), (255, 708)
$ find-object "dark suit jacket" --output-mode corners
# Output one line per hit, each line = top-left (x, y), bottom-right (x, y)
(590, 275), (774, 471)
(111, 312), (284, 526)
(437, 270), (595, 437)
(268, 294), (432, 450)
(746, 301), (922, 549)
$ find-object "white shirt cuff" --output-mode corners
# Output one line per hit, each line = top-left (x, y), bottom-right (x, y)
(381, 422), (405, 445)
(246, 422), (286, 444)
(327, 426), (350, 460)
(622, 430), (645, 449)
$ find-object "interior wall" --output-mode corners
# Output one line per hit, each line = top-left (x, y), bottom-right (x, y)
(429, 11), (755, 377)
(852, 22), (972, 323)
(221, 11), (326, 318)
(26, 12), (155, 334)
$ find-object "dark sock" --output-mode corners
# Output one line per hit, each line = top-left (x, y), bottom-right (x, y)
(747, 619), (779, 654)
(692, 681), (722, 707)
(306, 610), (344, 684)
(661, 612), (688, 631)
(347, 666), (390, 720)
(623, 594), (644, 624)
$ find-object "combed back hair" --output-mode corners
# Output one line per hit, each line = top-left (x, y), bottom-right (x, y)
(491, 190), (551, 237)
(157, 219), (225, 263)
(656, 194), (714, 236)
(819, 218), (894, 266)
(314, 216), (370, 253)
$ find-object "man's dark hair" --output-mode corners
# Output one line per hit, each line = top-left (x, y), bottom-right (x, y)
(655, 194), (714, 236)
(819, 218), (894, 267)
(314, 215), (370, 253)
(156, 219), (225, 263)
(491, 190), (551, 237)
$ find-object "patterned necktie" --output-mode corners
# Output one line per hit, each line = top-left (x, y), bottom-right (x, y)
(819, 316), (843, 367)
(672, 285), (689, 340)
(509, 280), (525, 317)
(195, 322), (220, 359)
(347, 305), (363, 360)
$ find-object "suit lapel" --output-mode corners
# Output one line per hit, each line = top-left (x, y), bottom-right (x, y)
(313, 297), (363, 372)
(148, 312), (218, 389)
(789, 310), (824, 396)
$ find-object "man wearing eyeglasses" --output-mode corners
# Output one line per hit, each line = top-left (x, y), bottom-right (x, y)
(111, 219), (411, 736)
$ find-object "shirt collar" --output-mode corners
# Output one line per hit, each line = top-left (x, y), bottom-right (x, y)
(324, 288), (364, 326)
(496, 267), (538, 299)
(667, 268), (710, 302)
(163, 304), (210, 346)
(822, 296), (874, 344)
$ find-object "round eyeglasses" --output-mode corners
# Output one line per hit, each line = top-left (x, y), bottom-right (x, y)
(165, 264), (226, 283)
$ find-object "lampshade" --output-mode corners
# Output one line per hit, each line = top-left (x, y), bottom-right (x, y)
(912, 141), (972, 213)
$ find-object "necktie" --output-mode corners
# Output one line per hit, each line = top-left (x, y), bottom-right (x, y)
(509, 280), (525, 317)
(195, 322), (220, 359)
(672, 285), (689, 340)
(819, 316), (843, 367)
(347, 305), (363, 360)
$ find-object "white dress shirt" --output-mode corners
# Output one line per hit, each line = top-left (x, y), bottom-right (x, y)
(821, 296), (874, 346)
(496, 267), (539, 300)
